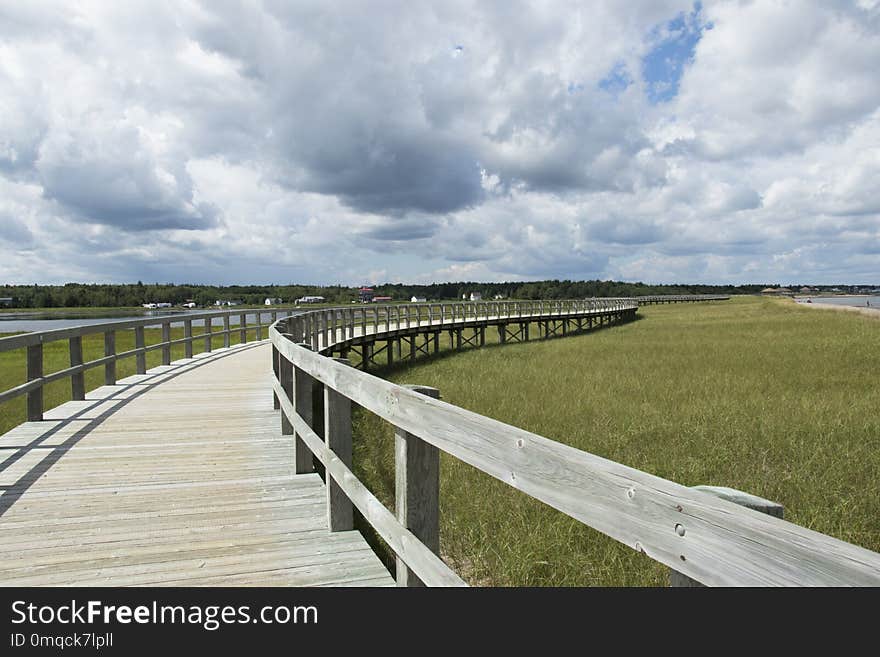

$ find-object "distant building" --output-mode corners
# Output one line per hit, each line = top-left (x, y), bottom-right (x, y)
(296, 296), (325, 304)
(265, 297), (282, 306)
(181, 301), (197, 308)
(373, 296), (393, 303)
(214, 300), (242, 306)
(358, 287), (375, 303)
(0, 297), (12, 306)
(469, 292), (482, 301)
(761, 288), (793, 296)
(493, 294), (505, 300)
(410, 296), (427, 303)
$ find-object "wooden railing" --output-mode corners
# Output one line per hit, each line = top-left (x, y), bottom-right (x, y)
(286, 297), (637, 355)
(0, 307), (295, 421)
(631, 295), (730, 305)
(270, 298), (880, 587)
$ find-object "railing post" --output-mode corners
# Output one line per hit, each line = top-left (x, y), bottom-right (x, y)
(293, 343), (315, 474)
(325, 357), (354, 531)
(273, 341), (281, 410)
(279, 336), (294, 437)
(223, 315), (231, 348)
(239, 313), (247, 344)
(256, 312), (263, 341)
(395, 384), (441, 587)
(161, 322), (171, 365)
(104, 330), (116, 385)
(669, 486), (784, 587)
(69, 335), (85, 401)
(204, 318), (213, 353)
(26, 343), (43, 421)
(184, 319), (193, 358)
(135, 326), (146, 374)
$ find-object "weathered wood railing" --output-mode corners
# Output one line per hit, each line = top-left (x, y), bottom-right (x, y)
(286, 297), (638, 358)
(270, 298), (880, 587)
(631, 294), (730, 305)
(0, 307), (294, 421)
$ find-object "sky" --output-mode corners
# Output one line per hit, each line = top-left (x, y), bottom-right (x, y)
(1, 1), (879, 286)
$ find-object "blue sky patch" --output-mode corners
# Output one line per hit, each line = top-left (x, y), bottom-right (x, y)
(641, 2), (711, 104)
(599, 61), (633, 97)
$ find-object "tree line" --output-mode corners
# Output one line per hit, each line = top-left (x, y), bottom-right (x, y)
(0, 280), (774, 309)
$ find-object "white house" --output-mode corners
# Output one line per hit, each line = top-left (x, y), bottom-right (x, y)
(469, 292), (482, 301)
(296, 296), (325, 304)
(410, 296), (427, 303)
(265, 297), (282, 306)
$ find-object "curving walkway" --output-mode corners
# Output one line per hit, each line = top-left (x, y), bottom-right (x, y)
(0, 342), (393, 586)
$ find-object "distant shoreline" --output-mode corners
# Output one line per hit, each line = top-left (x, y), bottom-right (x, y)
(792, 298), (880, 320)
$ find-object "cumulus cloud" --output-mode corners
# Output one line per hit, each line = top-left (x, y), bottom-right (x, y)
(0, 1), (878, 285)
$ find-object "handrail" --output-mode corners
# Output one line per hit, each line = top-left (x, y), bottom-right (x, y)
(0, 306), (296, 421)
(270, 297), (880, 586)
(0, 295), (723, 421)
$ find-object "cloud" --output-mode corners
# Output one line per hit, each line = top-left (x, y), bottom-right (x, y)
(0, 1), (878, 286)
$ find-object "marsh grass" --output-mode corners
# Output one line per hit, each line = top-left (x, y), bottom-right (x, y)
(351, 296), (880, 585)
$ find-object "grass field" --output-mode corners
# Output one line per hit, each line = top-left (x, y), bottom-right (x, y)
(351, 296), (880, 585)
(0, 324), (263, 436)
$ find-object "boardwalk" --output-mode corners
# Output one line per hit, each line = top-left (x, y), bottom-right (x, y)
(0, 343), (393, 586)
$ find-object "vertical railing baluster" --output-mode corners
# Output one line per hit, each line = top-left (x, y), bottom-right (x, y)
(204, 318), (212, 353)
(104, 330), (116, 385)
(325, 357), (354, 531)
(135, 326), (146, 374)
(26, 343), (43, 421)
(161, 322), (171, 365)
(69, 335), (85, 401)
(184, 319), (193, 358)
(395, 384), (441, 587)
(223, 315), (231, 349)
(293, 343), (315, 474)
(239, 313), (247, 344)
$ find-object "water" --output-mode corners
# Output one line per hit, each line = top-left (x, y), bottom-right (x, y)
(0, 309), (290, 334)
(797, 296), (880, 309)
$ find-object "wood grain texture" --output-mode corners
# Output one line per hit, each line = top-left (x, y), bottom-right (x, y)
(0, 342), (393, 587)
(272, 326), (880, 587)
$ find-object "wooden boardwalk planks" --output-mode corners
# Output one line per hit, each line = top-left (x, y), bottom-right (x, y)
(0, 342), (393, 587)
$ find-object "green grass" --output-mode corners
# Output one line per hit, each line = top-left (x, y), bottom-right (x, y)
(351, 296), (880, 585)
(0, 324), (264, 436)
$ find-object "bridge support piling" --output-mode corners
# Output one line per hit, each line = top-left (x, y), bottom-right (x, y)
(498, 324), (507, 344)
(395, 384), (442, 587)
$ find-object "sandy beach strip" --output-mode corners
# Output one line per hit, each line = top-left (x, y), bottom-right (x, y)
(793, 299), (880, 320)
